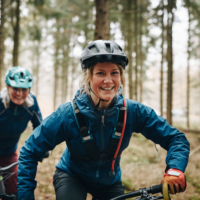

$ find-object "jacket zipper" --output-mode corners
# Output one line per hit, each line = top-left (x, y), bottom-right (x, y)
(96, 110), (105, 180)
(14, 106), (18, 115)
(96, 168), (99, 179)
(100, 110), (105, 151)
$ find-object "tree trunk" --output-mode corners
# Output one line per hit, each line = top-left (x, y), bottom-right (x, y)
(126, 0), (133, 99)
(61, 45), (69, 103)
(139, 0), (143, 103)
(53, 24), (59, 111)
(13, 0), (20, 66)
(199, 35), (200, 130)
(35, 42), (40, 97)
(160, 0), (164, 117)
(70, 59), (76, 101)
(53, 48), (59, 111)
(134, 0), (138, 101)
(83, 0), (90, 47)
(166, 0), (174, 125)
(94, 0), (110, 40)
(186, 1), (191, 128)
(0, 0), (6, 90)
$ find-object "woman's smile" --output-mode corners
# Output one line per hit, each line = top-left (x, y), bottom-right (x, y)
(100, 86), (114, 91)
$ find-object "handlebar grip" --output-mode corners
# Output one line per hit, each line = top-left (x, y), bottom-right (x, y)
(163, 182), (171, 200)
(150, 184), (163, 194)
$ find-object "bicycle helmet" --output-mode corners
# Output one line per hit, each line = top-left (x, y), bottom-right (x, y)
(5, 66), (33, 88)
(80, 40), (129, 69)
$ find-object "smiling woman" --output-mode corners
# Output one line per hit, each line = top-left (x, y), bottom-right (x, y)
(0, 66), (43, 198)
(17, 40), (190, 200)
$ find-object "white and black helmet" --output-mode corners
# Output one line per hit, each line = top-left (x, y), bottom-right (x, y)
(80, 40), (129, 69)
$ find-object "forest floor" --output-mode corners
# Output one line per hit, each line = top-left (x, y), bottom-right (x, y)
(17, 123), (200, 200)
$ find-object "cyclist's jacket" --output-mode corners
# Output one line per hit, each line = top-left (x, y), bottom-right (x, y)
(17, 90), (190, 200)
(0, 88), (42, 156)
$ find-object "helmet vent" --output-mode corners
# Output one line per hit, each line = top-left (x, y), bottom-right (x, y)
(118, 45), (122, 52)
(28, 79), (32, 82)
(9, 77), (14, 80)
(89, 45), (99, 53)
(20, 72), (24, 78)
(105, 43), (111, 53)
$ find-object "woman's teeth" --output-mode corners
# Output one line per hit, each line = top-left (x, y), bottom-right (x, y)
(102, 87), (113, 91)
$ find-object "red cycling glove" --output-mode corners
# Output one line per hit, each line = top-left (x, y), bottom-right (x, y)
(161, 168), (187, 194)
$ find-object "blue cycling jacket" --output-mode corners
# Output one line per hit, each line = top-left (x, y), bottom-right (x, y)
(0, 88), (42, 156)
(17, 90), (190, 200)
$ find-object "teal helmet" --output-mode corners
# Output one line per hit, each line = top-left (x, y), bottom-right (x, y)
(5, 66), (33, 88)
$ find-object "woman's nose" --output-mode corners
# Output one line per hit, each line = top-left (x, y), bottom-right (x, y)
(16, 89), (23, 95)
(104, 74), (113, 83)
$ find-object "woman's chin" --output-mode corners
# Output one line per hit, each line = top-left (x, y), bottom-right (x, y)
(100, 96), (114, 102)
(12, 99), (25, 105)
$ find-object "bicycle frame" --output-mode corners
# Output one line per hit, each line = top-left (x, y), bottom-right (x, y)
(0, 161), (18, 200)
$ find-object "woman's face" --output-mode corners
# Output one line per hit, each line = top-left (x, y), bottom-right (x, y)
(90, 62), (121, 107)
(7, 86), (29, 105)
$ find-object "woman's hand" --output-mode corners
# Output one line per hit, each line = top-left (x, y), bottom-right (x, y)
(161, 168), (186, 194)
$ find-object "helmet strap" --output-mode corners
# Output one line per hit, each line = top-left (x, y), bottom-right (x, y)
(94, 99), (101, 110)
(89, 85), (109, 109)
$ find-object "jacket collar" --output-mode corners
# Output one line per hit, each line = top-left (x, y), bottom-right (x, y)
(74, 89), (124, 113)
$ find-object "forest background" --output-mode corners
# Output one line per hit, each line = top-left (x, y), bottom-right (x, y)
(1, 0), (200, 199)
(1, 0), (200, 130)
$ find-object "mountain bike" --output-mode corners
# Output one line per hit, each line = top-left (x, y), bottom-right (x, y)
(0, 161), (18, 200)
(110, 183), (171, 200)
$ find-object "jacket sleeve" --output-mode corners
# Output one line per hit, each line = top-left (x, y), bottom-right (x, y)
(17, 104), (70, 200)
(31, 95), (43, 129)
(131, 101), (190, 173)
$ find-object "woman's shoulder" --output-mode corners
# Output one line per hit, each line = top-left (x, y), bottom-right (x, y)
(126, 98), (154, 113)
(55, 101), (73, 115)
(28, 92), (37, 101)
(126, 98), (144, 107)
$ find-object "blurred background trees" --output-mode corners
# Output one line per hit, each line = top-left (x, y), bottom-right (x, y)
(0, 0), (200, 130)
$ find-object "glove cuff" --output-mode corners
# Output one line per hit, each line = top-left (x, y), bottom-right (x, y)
(166, 168), (182, 177)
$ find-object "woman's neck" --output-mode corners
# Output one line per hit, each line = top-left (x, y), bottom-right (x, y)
(90, 93), (111, 110)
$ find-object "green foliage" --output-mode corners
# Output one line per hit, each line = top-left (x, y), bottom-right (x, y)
(29, 25), (42, 41)
(122, 178), (136, 191)
(147, 154), (160, 164)
(1, 0), (200, 124)
(187, 176), (200, 194)
(28, 0), (45, 7)
(188, 196), (200, 200)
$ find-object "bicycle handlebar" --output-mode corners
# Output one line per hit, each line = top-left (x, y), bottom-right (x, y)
(0, 161), (18, 173)
(0, 194), (16, 200)
(110, 183), (170, 200)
